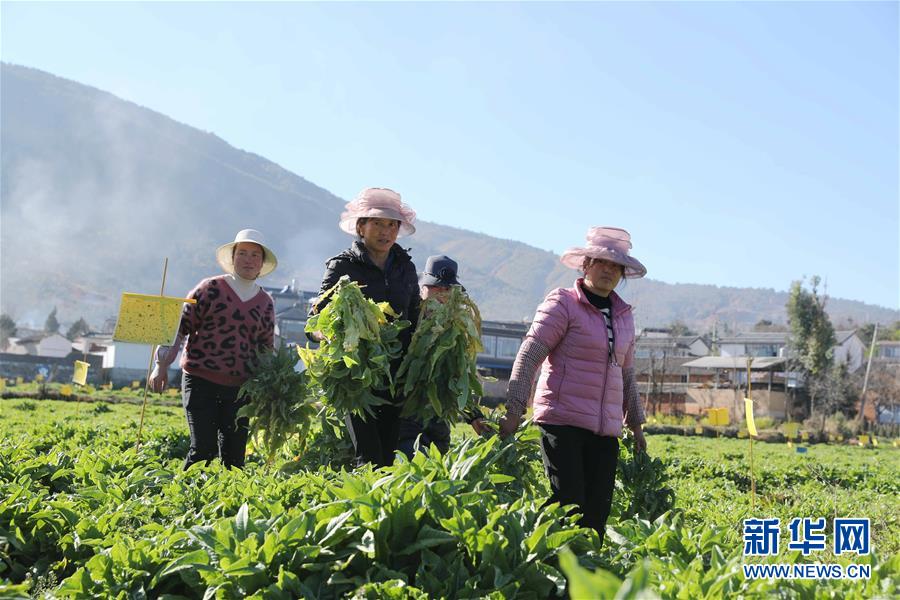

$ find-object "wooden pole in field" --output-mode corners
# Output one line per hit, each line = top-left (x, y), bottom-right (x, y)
(746, 357), (756, 511)
(858, 323), (878, 426)
(136, 258), (168, 448)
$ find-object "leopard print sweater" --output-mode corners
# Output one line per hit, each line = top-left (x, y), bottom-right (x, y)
(177, 276), (275, 387)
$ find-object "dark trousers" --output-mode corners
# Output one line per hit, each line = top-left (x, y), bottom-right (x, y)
(397, 417), (452, 459)
(181, 372), (249, 470)
(538, 423), (619, 545)
(346, 403), (402, 468)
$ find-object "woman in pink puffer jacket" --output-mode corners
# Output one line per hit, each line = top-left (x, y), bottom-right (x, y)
(500, 226), (647, 545)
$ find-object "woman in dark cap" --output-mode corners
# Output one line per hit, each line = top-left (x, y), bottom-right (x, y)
(397, 255), (490, 458)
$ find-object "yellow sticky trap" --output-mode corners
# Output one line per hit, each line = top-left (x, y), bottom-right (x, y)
(35, 374), (45, 383)
(837, 434), (843, 442)
(801, 431), (809, 442)
(872, 437), (878, 447)
(716, 407), (730, 427)
(783, 422), (799, 440)
(112, 293), (195, 345)
(60, 385), (73, 397)
(72, 360), (90, 385)
(858, 434), (869, 447)
(694, 425), (703, 435)
(893, 439), (899, 448)
(166, 388), (179, 397)
(131, 380), (141, 389)
(787, 440), (793, 448)
(743, 398), (757, 437)
(738, 429), (748, 438)
(828, 434), (835, 442)
(16, 377), (24, 385)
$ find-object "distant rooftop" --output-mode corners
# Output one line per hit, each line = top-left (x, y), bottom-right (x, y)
(717, 330), (858, 345)
(683, 356), (787, 370)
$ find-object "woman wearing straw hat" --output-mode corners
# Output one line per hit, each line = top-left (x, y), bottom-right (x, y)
(499, 226), (647, 545)
(149, 229), (278, 469)
(309, 188), (420, 467)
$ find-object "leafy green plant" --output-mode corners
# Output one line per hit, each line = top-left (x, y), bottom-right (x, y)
(396, 287), (484, 422)
(300, 276), (409, 418)
(616, 432), (676, 521)
(2, 400), (898, 599)
(237, 343), (317, 463)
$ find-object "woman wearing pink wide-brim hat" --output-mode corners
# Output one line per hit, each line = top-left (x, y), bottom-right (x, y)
(309, 187), (420, 468)
(500, 226), (647, 546)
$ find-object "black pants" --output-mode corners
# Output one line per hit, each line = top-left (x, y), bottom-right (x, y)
(539, 423), (619, 544)
(346, 402), (402, 468)
(181, 372), (249, 470)
(397, 417), (452, 459)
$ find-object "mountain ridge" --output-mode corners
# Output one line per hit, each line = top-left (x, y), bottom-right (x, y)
(2, 63), (897, 331)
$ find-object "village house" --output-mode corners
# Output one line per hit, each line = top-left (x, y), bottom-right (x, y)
(478, 320), (531, 402)
(4, 332), (72, 358)
(716, 330), (866, 372)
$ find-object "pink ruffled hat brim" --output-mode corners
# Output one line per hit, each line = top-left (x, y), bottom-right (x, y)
(560, 247), (647, 278)
(339, 188), (417, 237)
(560, 226), (647, 278)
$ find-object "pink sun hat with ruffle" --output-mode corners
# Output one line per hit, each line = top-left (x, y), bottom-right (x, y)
(560, 226), (647, 278)
(338, 187), (417, 237)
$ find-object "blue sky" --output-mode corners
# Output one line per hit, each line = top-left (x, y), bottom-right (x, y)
(2, 1), (898, 308)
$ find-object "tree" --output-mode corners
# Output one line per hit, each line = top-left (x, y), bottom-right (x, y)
(808, 362), (860, 434)
(752, 319), (789, 333)
(66, 317), (91, 341)
(859, 321), (900, 348)
(0, 313), (16, 348)
(754, 319), (774, 330)
(787, 277), (835, 378)
(44, 307), (60, 334)
(786, 277), (836, 419)
(865, 366), (900, 436)
(668, 320), (693, 337)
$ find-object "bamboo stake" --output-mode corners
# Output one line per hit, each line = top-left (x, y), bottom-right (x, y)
(136, 258), (168, 448)
(747, 357), (756, 512)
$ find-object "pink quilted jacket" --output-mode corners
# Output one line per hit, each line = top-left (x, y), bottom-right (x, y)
(528, 279), (635, 437)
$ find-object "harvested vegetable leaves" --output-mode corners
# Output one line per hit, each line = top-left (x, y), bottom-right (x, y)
(300, 276), (409, 418)
(396, 285), (484, 422)
(237, 342), (316, 463)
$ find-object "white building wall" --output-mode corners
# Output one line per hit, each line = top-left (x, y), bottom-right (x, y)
(109, 342), (155, 369)
(36, 334), (73, 358)
(718, 343), (745, 357)
(834, 336), (865, 372)
(689, 339), (710, 356)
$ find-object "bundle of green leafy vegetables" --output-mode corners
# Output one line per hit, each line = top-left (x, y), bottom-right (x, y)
(300, 276), (409, 418)
(396, 286), (484, 422)
(237, 342), (317, 463)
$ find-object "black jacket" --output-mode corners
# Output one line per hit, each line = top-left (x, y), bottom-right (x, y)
(309, 240), (420, 349)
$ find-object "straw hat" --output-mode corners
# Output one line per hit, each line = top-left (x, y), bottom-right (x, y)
(560, 226), (647, 278)
(338, 188), (417, 236)
(215, 229), (278, 277)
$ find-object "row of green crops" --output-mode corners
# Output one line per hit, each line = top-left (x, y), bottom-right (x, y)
(1, 399), (898, 598)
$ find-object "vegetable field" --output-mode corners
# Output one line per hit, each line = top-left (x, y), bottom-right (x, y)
(1, 399), (897, 599)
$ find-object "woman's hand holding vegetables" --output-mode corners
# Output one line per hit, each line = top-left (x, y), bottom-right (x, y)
(631, 426), (647, 453)
(499, 412), (521, 438)
(470, 418), (491, 436)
